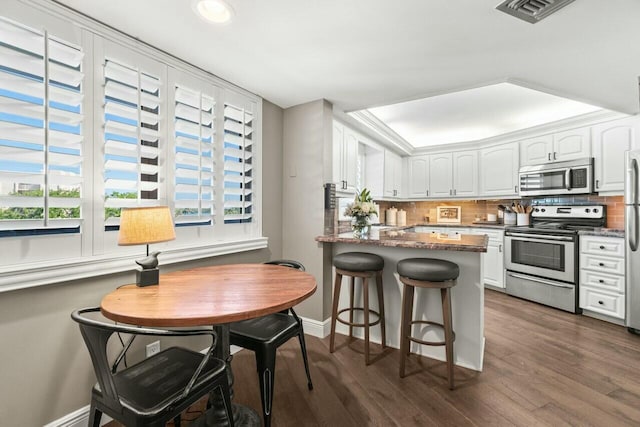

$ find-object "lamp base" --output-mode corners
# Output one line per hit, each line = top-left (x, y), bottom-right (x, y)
(136, 268), (159, 287)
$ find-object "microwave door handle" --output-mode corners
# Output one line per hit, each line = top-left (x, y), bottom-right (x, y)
(565, 169), (572, 191)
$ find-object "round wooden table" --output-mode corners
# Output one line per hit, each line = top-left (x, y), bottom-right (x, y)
(101, 263), (317, 427)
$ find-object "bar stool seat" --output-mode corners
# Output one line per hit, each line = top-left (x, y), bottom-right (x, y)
(397, 258), (459, 389)
(330, 252), (386, 365)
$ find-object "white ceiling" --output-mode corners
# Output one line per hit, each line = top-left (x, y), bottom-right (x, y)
(367, 83), (602, 147)
(55, 0), (640, 131)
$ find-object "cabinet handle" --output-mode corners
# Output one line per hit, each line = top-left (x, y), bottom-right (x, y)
(554, 152), (557, 160)
(499, 244), (503, 252)
(598, 279), (605, 283)
(598, 262), (605, 267)
(454, 189), (457, 195)
(426, 190), (429, 196)
(596, 180), (600, 189)
(514, 185), (518, 193)
(548, 153), (551, 161)
(599, 245), (605, 250)
(449, 189), (452, 195)
(598, 300), (604, 305)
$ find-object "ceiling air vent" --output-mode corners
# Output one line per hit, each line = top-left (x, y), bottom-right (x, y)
(496, 0), (576, 24)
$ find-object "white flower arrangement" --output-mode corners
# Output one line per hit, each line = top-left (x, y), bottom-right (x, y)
(344, 188), (378, 221)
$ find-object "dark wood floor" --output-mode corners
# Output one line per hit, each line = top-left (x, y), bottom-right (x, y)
(109, 290), (640, 426)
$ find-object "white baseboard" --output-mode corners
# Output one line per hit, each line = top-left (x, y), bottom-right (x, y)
(300, 315), (331, 338)
(43, 405), (112, 427)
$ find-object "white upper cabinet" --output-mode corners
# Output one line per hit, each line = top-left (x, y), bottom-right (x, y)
(408, 155), (429, 198)
(383, 150), (403, 198)
(592, 116), (640, 193)
(417, 150), (477, 198)
(453, 150), (478, 197)
(554, 128), (591, 162)
(429, 152), (453, 198)
(333, 121), (358, 194)
(520, 135), (553, 165)
(520, 127), (591, 166)
(479, 143), (519, 197)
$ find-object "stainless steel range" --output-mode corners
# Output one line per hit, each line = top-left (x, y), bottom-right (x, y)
(505, 205), (606, 313)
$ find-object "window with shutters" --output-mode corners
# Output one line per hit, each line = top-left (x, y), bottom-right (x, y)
(173, 84), (215, 226)
(103, 58), (161, 228)
(0, 3), (265, 290)
(0, 17), (84, 234)
(223, 103), (253, 224)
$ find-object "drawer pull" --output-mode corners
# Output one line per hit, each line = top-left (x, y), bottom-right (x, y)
(599, 245), (605, 250)
(598, 279), (605, 283)
(598, 263), (605, 267)
(598, 300), (604, 305)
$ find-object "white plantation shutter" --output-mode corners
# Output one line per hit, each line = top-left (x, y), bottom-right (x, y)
(0, 17), (83, 230)
(103, 58), (161, 226)
(223, 103), (253, 223)
(173, 85), (215, 225)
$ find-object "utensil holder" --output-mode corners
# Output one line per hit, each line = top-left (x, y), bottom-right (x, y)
(504, 212), (517, 225)
(516, 213), (530, 226)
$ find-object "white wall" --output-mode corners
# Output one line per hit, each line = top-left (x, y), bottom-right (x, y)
(282, 99), (334, 321)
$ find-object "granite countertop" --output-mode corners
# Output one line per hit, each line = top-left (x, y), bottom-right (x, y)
(578, 228), (625, 238)
(316, 228), (488, 252)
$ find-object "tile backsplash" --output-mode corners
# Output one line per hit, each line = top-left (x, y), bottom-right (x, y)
(376, 195), (624, 229)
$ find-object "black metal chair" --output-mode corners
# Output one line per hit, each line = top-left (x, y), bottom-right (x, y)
(71, 307), (234, 427)
(229, 260), (313, 427)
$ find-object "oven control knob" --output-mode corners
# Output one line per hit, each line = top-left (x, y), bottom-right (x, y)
(585, 208), (591, 213)
(593, 208), (599, 213)
(541, 208), (546, 212)
(534, 208), (540, 212)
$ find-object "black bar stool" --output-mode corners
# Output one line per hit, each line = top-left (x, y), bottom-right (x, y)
(329, 252), (386, 365)
(397, 258), (459, 389)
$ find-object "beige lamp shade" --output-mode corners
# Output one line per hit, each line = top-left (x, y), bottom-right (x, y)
(118, 206), (176, 246)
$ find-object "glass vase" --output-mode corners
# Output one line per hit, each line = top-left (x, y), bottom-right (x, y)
(351, 216), (369, 239)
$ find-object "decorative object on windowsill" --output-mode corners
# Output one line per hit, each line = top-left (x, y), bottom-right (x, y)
(344, 188), (377, 238)
(118, 206), (176, 287)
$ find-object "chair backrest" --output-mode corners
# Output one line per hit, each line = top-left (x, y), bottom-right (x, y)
(72, 307), (126, 412)
(264, 259), (305, 271)
(264, 260), (305, 317)
(71, 307), (217, 413)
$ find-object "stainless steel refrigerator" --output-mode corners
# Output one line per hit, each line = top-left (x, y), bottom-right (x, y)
(625, 150), (640, 333)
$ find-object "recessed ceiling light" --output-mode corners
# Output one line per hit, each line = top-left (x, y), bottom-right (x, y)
(192, 0), (234, 24)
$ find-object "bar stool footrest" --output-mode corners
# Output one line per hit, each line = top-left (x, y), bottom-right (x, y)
(336, 307), (381, 327)
(407, 320), (456, 347)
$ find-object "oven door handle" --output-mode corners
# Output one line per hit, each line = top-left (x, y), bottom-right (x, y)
(507, 272), (574, 289)
(505, 233), (574, 242)
(565, 169), (572, 191)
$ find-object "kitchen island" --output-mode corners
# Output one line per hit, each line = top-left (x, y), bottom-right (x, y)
(316, 227), (488, 371)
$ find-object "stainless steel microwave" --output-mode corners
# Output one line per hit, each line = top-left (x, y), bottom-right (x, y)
(519, 158), (594, 197)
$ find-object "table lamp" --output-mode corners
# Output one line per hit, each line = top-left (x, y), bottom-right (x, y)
(118, 206), (176, 286)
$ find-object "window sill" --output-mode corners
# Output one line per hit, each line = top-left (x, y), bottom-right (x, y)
(0, 237), (268, 293)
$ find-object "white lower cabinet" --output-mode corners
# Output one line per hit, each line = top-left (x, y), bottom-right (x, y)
(475, 228), (505, 289)
(416, 227), (505, 289)
(579, 235), (625, 320)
